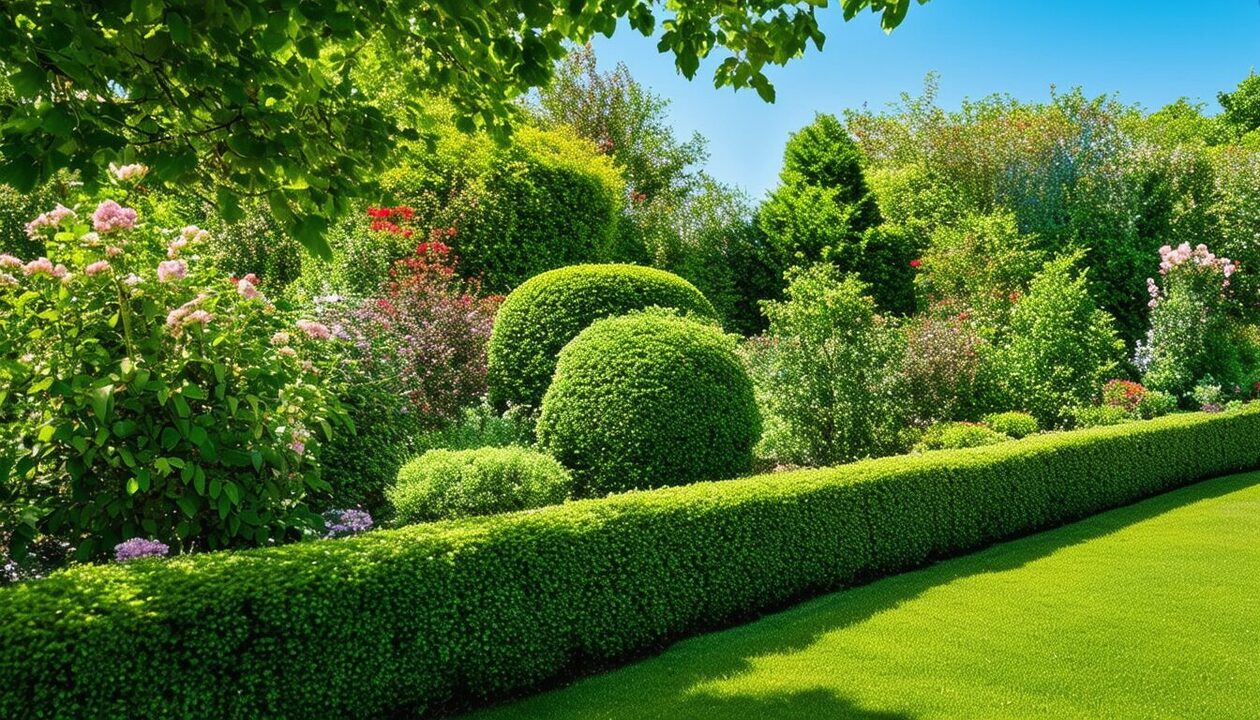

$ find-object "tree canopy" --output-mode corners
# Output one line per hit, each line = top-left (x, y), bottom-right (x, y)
(0, 0), (926, 255)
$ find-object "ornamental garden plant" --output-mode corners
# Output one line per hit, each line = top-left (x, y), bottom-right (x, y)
(0, 170), (348, 561)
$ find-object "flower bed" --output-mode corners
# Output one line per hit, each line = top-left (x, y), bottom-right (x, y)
(2, 407), (1259, 719)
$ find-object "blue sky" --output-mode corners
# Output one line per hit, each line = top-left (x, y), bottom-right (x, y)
(590, 0), (1260, 198)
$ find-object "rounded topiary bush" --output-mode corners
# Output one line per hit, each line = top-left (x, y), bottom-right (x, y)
(916, 421), (1011, 451)
(536, 310), (761, 496)
(982, 411), (1039, 439)
(388, 447), (573, 523)
(487, 264), (718, 410)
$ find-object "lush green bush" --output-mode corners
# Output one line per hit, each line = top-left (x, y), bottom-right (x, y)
(0, 176), (347, 560)
(743, 264), (906, 467)
(758, 113), (882, 268)
(381, 124), (624, 292)
(982, 412), (1039, 438)
(914, 210), (1045, 334)
(1137, 389), (1178, 419)
(994, 254), (1125, 427)
(413, 402), (537, 453)
(486, 264), (718, 410)
(389, 447), (572, 523)
(537, 310), (759, 496)
(201, 200), (304, 291)
(916, 421), (1010, 450)
(0, 177), (69, 259)
(1070, 405), (1133, 428)
(3, 408), (1257, 719)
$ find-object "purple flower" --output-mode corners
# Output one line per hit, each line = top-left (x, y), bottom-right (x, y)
(323, 508), (373, 538)
(114, 538), (170, 562)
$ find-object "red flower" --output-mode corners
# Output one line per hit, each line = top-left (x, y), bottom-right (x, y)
(909, 258), (922, 268)
(394, 206), (415, 220)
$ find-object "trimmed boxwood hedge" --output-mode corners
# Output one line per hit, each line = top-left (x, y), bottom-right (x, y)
(3, 407), (1260, 719)
(486, 263), (718, 410)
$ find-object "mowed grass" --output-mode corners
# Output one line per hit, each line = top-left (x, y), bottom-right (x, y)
(463, 471), (1260, 720)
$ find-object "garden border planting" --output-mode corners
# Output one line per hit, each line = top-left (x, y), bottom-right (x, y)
(3, 407), (1260, 719)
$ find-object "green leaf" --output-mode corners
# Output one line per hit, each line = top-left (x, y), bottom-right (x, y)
(91, 385), (114, 423)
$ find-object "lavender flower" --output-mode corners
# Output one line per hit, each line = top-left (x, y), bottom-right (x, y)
(114, 538), (170, 562)
(323, 508), (373, 538)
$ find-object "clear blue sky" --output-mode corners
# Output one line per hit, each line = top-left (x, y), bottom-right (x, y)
(590, 0), (1260, 198)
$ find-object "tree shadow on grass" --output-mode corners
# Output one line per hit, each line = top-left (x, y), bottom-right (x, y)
(458, 471), (1260, 719)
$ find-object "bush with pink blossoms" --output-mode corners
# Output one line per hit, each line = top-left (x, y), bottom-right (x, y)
(1140, 242), (1249, 398)
(0, 174), (349, 562)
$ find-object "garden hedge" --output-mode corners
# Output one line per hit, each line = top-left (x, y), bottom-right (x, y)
(486, 263), (718, 410)
(4, 407), (1260, 719)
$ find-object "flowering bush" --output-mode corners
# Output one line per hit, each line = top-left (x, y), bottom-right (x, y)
(901, 315), (994, 425)
(1101, 379), (1148, 413)
(113, 538), (170, 563)
(311, 242), (499, 513)
(322, 508), (374, 538)
(1140, 242), (1245, 398)
(0, 174), (347, 561)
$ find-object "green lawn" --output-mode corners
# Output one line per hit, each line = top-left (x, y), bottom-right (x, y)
(463, 471), (1260, 719)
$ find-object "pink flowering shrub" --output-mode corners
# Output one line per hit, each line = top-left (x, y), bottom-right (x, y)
(1139, 242), (1246, 398)
(0, 174), (348, 561)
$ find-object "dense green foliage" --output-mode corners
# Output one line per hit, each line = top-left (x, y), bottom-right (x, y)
(744, 265), (906, 466)
(993, 254), (1124, 426)
(537, 311), (759, 496)
(486, 264), (717, 410)
(469, 473), (1260, 720)
(981, 411), (1038, 438)
(379, 124), (625, 292)
(2, 408), (1255, 719)
(915, 421), (1010, 450)
(0, 0), (923, 253)
(389, 447), (572, 523)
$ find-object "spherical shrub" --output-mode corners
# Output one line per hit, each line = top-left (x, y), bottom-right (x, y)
(916, 422), (1011, 451)
(487, 264), (718, 410)
(536, 311), (761, 496)
(982, 411), (1039, 439)
(389, 447), (573, 524)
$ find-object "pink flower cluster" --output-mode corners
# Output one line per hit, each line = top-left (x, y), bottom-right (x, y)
(1157, 243), (1234, 278)
(296, 319), (332, 340)
(156, 259), (187, 283)
(166, 294), (211, 334)
(0, 254), (21, 269)
(84, 260), (111, 276)
(24, 204), (76, 239)
(236, 273), (263, 301)
(22, 257), (68, 279)
(110, 163), (149, 182)
(1149, 242), (1235, 308)
(92, 200), (138, 234)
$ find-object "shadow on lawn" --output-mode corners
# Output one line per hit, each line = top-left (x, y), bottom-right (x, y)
(460, 471), (1260, 720)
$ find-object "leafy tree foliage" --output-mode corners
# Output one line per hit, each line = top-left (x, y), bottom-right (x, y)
(0, 0), (925, 255)
(1218, 71), (1260, 137)
(759, 112), (882, 266)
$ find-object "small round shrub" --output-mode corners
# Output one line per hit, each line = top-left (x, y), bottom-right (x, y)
(389, 447), (573, 523)
(1136, 389), (1177, 419)
(916, 422), (1011, 451)
(487, 264), (718, 410)
(982, 411), (1039, 439)
(536, 311), (761, 496)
